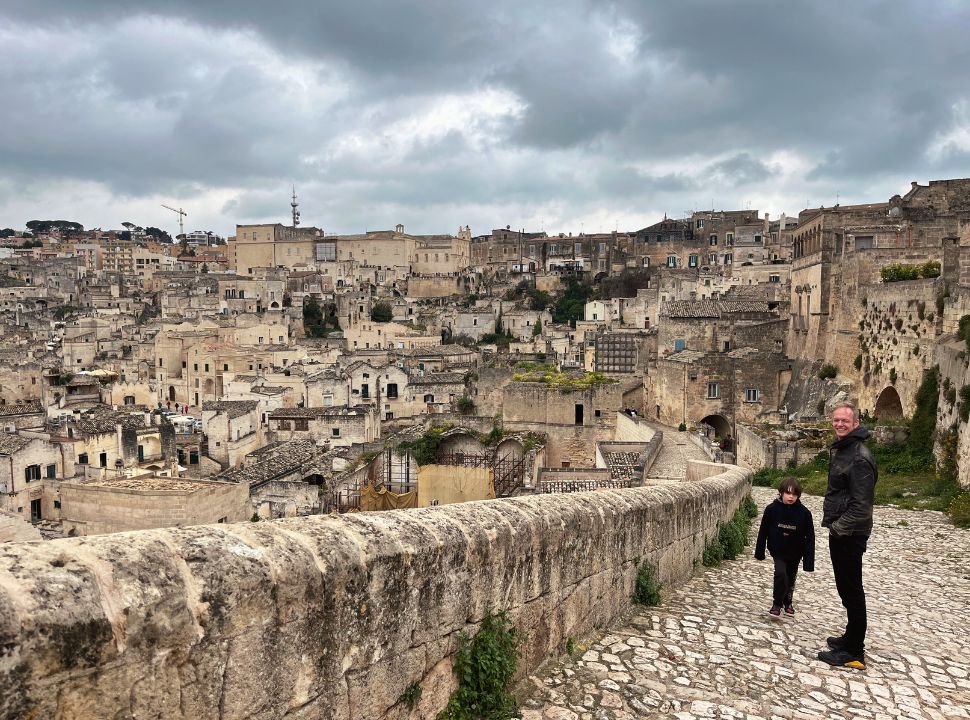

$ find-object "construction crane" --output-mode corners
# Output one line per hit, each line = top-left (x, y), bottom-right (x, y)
(161, 204), (187, 238)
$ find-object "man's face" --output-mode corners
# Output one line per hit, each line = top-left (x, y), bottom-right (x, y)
(832, 407), (859, 439)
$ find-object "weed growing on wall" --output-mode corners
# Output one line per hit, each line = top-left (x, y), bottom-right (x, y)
(632, 560), (662, 606)
(438, 612), (520, 720)
(399, 682), (422, 710)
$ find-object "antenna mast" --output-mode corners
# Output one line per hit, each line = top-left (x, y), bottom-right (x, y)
(291, 186), (301, 227)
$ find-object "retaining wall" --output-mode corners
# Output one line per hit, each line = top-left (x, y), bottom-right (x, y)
(0, 465), (751, 720)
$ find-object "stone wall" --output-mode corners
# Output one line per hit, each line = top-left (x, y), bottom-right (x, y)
(0, 466), (751, 719)
(614, 412), (656, 442)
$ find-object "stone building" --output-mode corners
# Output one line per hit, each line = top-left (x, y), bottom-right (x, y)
(268, 406), (377, 447)
(202, 400), (262, 469)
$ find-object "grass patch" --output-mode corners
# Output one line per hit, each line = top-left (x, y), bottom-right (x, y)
(511, 369), (618, 393)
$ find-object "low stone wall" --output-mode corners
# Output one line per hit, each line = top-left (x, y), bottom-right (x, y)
(0, 466), (751, 720)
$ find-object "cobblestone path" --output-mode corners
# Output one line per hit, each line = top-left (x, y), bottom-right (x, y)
(646, 425), (710, 480)
(521, 487), (970, 720)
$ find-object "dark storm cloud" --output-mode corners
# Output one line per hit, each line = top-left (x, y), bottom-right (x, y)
(0, 0), (968, 234)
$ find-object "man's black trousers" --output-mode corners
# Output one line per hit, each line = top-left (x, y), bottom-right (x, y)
(829, 533), (869, 654)
(771, 556), (800, 606)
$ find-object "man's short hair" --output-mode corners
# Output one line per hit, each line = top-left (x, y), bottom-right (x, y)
(831, 401), (859, 421)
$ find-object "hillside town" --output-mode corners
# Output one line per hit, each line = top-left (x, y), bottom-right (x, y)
(2, 178), (970, 542)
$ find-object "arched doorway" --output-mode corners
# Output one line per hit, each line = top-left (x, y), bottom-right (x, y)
(874, 386), (904, 419)
(168, 386), (176, 402)
(700, 414), (732, 448)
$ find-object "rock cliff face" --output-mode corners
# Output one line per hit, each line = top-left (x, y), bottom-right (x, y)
(0, 466), (750, 720)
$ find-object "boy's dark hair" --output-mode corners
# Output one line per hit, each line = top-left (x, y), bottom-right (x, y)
(778, 476), (802, 498)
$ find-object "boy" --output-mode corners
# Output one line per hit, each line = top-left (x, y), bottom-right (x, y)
(755, 477), (815, 617)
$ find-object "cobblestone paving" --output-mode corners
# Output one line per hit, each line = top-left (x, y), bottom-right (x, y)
(646, 426), (710, 480)
(521, 488), (970, 720)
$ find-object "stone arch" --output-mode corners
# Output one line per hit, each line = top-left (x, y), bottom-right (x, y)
(495, 437), (524, 462)
(874, 386), (904, 419)
(204, 378), (214, 395)
(168, 386), (176, 402)
(700, 414), (731, 439)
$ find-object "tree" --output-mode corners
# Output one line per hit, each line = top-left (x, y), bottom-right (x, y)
(532, 319), (542, 337)
(304, 296), (323, 327)
(26, 220), (84, 235)
(201, 263), (209, 273)
(371, 302), (393, 322)
(552, 279), (593, 328)
(144, 226), (173, 243)
(0, 228), (15, 238)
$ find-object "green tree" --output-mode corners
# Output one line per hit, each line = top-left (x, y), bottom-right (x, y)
(371, 302), (393, 322)
(532, 319), (542, 337)
(552, 279), (593, 327)
(303, 296), (323, 327)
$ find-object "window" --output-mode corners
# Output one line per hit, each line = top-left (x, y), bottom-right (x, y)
(294, 419), (309, 431)
(709, 253), (717, 264)
(258, 337), (263, 343)
(724, 253), (733, 265)
(642, 257), (650, 267)
(78, 453), (89, 465)
(726, 233), (734, 246)
(769, 274), (780, 283)
(688, 255), (698, 268)
(745, 388), (761, 402)
(707, 382), (720, 399)
(709, 234), (717, 246)
(386, 383), (398, 399)
(666, 255), (677, 268)
(224, 363), (229, 371)
(204, 363), (209, 372)
(99, 452), (108, 468)
(124, 395), (135, 405)
(182, 361), (187, 369)
(332, 428), (340, 437)
(674, 339), (686, 351)
(45, 464), (55, 479)
(24, 465), (41, 482)
(423, 394), (434, 403)
(754, 235), (762, 244)
(696, 219), (705, 229)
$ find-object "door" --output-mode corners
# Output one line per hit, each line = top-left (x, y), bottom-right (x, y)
(30, 499), (41, 522)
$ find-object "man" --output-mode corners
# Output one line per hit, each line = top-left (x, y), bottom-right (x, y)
(818, 401), (877, 669)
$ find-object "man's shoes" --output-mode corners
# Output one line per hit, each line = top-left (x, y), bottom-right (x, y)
(818, 649), (866, 669)
(768, 605), (781, 617)
(826, 635), (847, 651)
(784, 605), (795, 617)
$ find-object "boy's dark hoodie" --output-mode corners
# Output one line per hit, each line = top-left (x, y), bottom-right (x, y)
(755, 497), (815, 571)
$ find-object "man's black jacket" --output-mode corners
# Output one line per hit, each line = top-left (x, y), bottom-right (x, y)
(822, 426), (877, 536)
(755, 497), (815, 570)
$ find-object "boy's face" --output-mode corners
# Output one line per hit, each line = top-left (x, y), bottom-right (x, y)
(781, 489), (798, 505)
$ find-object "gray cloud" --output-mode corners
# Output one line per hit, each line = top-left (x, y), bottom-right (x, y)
(0, 1), (968, 236)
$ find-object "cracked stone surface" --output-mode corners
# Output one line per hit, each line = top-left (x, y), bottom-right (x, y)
(520, 487), (970, 719)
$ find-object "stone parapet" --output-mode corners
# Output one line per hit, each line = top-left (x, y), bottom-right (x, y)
(0, 466), (751, 720)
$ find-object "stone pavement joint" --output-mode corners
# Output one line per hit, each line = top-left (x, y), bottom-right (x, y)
(520, 487), (970, 719)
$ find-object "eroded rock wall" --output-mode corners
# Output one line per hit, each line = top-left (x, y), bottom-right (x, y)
(0, 467), (750, 720)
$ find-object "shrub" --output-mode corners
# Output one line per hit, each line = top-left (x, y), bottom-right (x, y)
(936, 294), (946, 314)
(702, 541), (724, 567)
(438, 612), (519, 720)
(632, 560), (662, 606)
(752, 467), (784, 487)
(959, 315), (970, 353)
(719, 519), (747, 560)
(371, 301), (393, 323)
(456, 396), (475, 415)
(742, 495), (759, 519)
(818, 364), (838, 380)
(920, 260), (941, 278)
(678, 422), (687, 431)
(880, 263), (920, 282)
(949, 493), (970, 529)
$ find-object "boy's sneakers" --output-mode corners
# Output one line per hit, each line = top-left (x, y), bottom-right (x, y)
(768, 605), (781, 617)
(784, 605), (795, 617)
(818, 649), (866, 669)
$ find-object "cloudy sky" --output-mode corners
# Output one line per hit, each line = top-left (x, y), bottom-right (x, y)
(1, 1), (968, 239)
